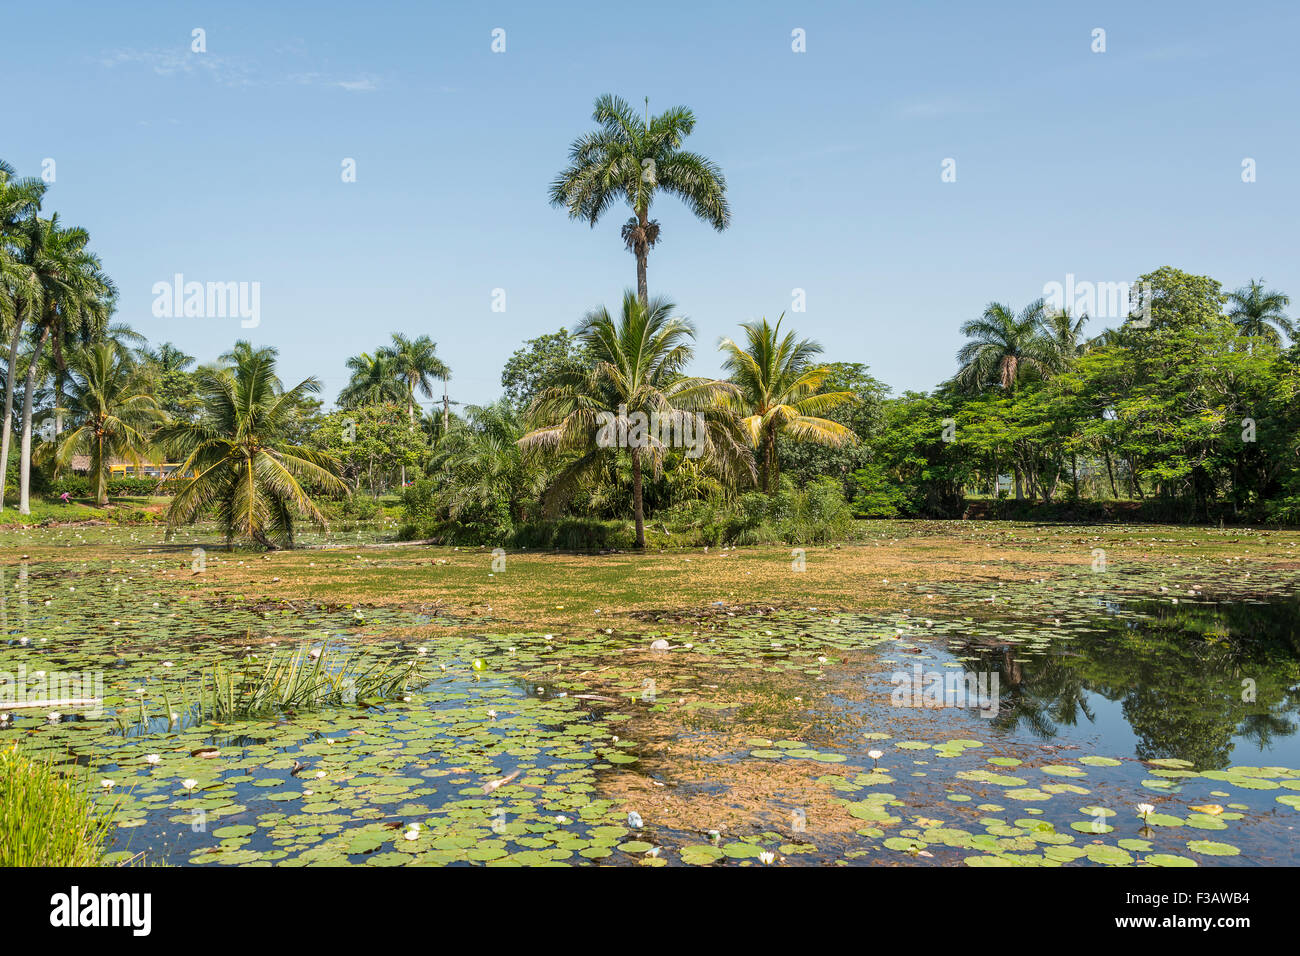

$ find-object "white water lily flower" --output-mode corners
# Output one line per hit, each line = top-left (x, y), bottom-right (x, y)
(554, 815), (570, 825)
(868, 749), (884, 761)
(100, 779), (115, 790)
(47, 712), (62, 722)
(759, 851), (776, 865)
(1136, 803), (1155, 818)
(487, 709), (497, 719)
(182, 778), (198, 791)
(145, 754), (161, 765)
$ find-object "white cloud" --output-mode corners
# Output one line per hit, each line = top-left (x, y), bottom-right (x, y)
(101, 49), (381, 92)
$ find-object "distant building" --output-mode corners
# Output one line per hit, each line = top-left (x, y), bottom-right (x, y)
(66, 456), (190, 479)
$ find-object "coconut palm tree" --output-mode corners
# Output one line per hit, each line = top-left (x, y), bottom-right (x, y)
(39, 342), (160, 505)
(0, 161), (45, 510)
(139, 341), (196, 374)
(1227, 279), (1293, 347)
(15, 215), (115, 514)
(955, 299), (1054, 392)
(519, 290), (747, 548)
(719, 315), (857, 494)
(158, 348), (346, 549)
(1041, 307), (1090, 369)
(550, 94), (730, 306)
(43, 322), (144, 441)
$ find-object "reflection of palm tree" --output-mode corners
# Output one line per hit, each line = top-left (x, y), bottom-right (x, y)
(971, 645), (1096, 739)
(1236, 709), (1298, 753)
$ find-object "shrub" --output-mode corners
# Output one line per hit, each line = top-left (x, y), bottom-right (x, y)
(659, 478), (856, 546)
(509, 518), (634, 550)
(0, 745), (115, 866)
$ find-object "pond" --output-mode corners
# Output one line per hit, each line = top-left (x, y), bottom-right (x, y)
(1, 525), (1297, 866)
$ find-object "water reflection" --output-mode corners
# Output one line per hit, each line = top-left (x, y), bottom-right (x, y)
(955, 596), (1300, 768)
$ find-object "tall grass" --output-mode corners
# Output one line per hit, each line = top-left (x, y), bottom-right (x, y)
(202, 645), (419, 721)
(0, 745), (115, 866)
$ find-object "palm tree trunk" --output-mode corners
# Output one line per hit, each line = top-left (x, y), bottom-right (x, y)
(760, 429), (778, 495)
(636, 213), (649, 308)
(18, 325), (51, 515)
(95, 435), (107, 507)
(769, 432), (780, 492)
(631, 447), (646, 548)
(0, 314), (24, 511)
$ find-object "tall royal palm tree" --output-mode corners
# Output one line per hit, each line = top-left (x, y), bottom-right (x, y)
(719, 315), (857, 494)
(40, 343), (160, 505)
(550, 94), (730, 306)
(955, 299), (1063, 501)
(955, 299), (1054, 392)
(519, 290), (746, 548)
(379, 333), (449, 425)
(159, 349), (346, 549)
(338, 351), (405, 409)
(16, 215), (115, 514)
(1227, 279), (1293, 347)
(0, 161), (45, 510)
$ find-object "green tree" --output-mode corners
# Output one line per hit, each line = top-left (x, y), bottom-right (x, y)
(15, 215), (115, 514)
(719, 315), (856, 494)
(1129, 265), (1225, 332)
(0, 161), (46, 509)
(338, 351), (405, 409)
(139, 342), (200, 420)
(39, 343), (160, 505)
(418, 400), (541, 542)
(313, 403), (428, 497)
(550, 94), (730, 306)
(1227, 279), (1292, 347)
(519, 290), (745, 548)
(955, 299), (1053, 392)
(778, 362), (890, 497)
(500, 328), (592, 411)
(379, 333), (449, 425)
(159, 349), (346, 549)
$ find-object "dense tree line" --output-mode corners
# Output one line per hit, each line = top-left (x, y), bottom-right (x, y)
(5, 104), (1298, 551)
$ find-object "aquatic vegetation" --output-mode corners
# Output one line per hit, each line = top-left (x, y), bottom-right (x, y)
(201, 645), (419, 721)
(0, 744), (117, 866)
(1, 520), (1298, 866)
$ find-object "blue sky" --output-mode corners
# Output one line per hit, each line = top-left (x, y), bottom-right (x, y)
(5, 0), (1298, 412)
